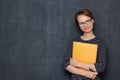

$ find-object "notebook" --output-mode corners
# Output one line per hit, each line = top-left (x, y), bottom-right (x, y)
(72, 41), (98, 64)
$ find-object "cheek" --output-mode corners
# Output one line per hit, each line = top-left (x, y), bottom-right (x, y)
(79, 26), (84, 31)
(90, 24), (94, 28)
(89, 22), (94, 28)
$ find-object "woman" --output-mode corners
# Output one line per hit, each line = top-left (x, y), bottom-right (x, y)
(63, 9), (107, 80)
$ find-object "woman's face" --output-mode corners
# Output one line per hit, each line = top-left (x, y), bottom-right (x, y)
(77, 15), (94, 33)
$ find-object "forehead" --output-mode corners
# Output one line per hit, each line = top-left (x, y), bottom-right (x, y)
(77, 15), (91, 22)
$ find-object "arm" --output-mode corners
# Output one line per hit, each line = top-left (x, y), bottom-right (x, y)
(66, 64), (98, 79)
(94, 41), (107, 72)
(70, 58), (97, 72)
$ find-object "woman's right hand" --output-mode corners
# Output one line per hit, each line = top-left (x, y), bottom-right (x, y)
(70, 58), (79, 67)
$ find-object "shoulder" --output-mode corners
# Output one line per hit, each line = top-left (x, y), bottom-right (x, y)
(71, 37), (83, 42)
(95, 36), (107, 48)
(94, 36), (106, 44)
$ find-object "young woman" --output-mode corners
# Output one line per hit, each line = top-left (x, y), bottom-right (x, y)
(63, 9), (107, 80)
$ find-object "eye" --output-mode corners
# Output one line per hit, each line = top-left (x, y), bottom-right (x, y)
(86, 20), (90, 22)
(79, 22), (84, 25)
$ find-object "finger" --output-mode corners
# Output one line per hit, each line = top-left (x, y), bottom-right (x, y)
(90, 74), (94, 78)
(91, 72), (97, 75)
(94, 72), (98, 75)
(91, 75), (96, 79)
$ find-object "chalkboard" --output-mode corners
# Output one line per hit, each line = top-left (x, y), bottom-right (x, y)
(0, 0), (120, 80)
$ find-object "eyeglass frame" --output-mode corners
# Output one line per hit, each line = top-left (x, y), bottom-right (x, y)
(78, 18), (92, 26)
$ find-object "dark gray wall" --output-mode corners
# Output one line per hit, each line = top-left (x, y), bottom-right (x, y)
(0, 0), (120, 80)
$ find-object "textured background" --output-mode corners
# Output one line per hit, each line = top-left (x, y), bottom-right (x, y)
(0, 0), (120, 80)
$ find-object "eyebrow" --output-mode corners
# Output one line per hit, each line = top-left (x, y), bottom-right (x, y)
(78, 18), (92, 23)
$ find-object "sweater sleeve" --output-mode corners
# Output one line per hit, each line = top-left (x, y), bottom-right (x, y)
(94, 40), (107, 72)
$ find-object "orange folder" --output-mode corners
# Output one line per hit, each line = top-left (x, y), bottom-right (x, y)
(72, 41), (98, 64)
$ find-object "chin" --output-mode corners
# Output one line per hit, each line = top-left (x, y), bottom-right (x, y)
(83, 30), (91, 33)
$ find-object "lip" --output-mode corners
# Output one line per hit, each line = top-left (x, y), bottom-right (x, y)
(84, 27), (89, 30)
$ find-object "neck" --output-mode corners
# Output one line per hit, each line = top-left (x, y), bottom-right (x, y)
(83, 31), (94, 37)
(81, 31), (95, 40)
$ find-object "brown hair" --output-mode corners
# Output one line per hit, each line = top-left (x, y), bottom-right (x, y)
(75, 9), (94, 26)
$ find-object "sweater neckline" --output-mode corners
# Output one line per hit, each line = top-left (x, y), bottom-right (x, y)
(80, 36), (96, 42)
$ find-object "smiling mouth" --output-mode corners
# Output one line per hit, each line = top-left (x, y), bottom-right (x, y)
(84, 27), (89, 30)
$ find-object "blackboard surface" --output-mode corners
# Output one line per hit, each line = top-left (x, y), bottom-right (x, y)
(0, 0), (120, 80)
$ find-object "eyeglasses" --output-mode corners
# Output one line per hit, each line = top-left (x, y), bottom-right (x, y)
(78, 18), (92, 26)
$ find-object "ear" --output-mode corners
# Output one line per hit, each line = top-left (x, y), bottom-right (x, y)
(92, 19), (94, 24)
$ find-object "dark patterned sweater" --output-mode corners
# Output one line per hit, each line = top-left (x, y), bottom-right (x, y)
(63, 36), (107, 80)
